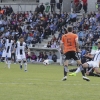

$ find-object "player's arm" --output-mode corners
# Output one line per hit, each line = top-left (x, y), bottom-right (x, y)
(84, 53), (94, 58)
(60, 41), (64, 54)
(75, 37), (80, 52)
(60, 36), (64, 54)
(26, 44), (30, 55)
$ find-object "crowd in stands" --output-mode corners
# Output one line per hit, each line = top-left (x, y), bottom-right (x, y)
(0, 1), (100, 63)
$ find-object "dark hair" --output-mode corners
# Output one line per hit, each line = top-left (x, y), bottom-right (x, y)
(67, 26), (73, 32)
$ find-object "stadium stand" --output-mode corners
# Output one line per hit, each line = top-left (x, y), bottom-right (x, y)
(0, 0), (99, 64)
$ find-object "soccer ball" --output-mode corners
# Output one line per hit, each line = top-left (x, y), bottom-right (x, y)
(43, 59), (54, 65)
(43, 60), (49, 65)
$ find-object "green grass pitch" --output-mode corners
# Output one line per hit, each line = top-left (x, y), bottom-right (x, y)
(0, 63), (100, 100)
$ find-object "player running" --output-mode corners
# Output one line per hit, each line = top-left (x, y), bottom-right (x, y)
(15, 36), (30, 72)
(2, 36), (14, 69)
(61, 26), (90, 81)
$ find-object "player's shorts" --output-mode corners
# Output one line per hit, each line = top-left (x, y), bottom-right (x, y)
(2, 50), (11, 58)
(86, 61), (99, 68)
(64, 51), (79, 60)
(17, 54), (26, 61)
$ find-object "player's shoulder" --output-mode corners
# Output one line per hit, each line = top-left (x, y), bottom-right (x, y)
(62, 34), (67, 38)
(23, 42), (26, 45)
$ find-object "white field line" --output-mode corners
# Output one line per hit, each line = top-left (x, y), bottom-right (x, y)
(17, 78), (81, 82)
(0, 82), (99, 86)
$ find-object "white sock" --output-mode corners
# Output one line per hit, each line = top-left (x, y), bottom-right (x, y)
(5, 58), (7, 65)
(24, 63), (27, 71)
(7, 60), (11, 69)
(19, 61), (22, 66)
(75, 67), (81, 74)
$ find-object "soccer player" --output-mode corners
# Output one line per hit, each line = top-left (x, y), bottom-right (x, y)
(15, 36), (30, 72)
(69, 67), (100, 77)
(82, 41), (100, 75)
(61, 26), (90, 81)
(2, 36), (14, 69)
(69, 39), (100, 77)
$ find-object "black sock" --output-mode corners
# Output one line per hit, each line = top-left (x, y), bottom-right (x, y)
(69, 68), (77, 72)
(79, 64), (85, 76)
(89, 72), (100, 77)
(64, 65), (68, 76)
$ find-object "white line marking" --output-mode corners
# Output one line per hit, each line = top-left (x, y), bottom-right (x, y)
(0, 82), (99, 86)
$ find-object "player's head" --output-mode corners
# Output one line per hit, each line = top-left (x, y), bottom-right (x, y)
(19, 36), (24, 42)
(67, 26), (73, 32)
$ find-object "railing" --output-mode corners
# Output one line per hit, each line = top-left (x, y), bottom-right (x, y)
(0, 2), (63, 13)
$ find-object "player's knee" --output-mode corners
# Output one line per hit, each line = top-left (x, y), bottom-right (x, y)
(23, 61), (26, 63)
(19, 61), (21, 63)
(82, 63), (88, 68)
(8, 58), (11, 60)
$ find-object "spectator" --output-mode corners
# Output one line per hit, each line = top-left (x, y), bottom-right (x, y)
(70, 11), (77, 22)
(82, 0), (88, 13)
(39, 3), (45, 14)
(47, 41), (51, 48)
(44, 52), (48, 60)
(48, 52), (52, 60)
(50, 0), (56, 12)
(31, 52), (37, 62)
(74, 0), (79, 12)
(52, 52), (57, 62)
(37, 52), (44, 62)
(51, 41), (55, 48)
(26, 53), (31, 62)
(35, 5), (40, 14)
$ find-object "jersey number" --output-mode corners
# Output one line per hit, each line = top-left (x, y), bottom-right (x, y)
(67, 38), (72, 46)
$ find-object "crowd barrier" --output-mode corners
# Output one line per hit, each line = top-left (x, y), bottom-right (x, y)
(0, 2), (63, 13)
(29, 47), (63, 65)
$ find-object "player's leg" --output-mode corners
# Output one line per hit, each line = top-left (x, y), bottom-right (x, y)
(17, 55), (23, 69)
(7, 58), (11, 69)
(69, 52), (83, 76)
(23, 54), (27, 72)
(69, 68), (77, 72)
(62, 52), (70, 81)
(2, 50), (7, 66)
(84, 62), (100, 77)
(93, 62), (100, 74)
(77, 61), (90, 81)
(69, 52), (90, 81)
(62, 60), (69, 81)
(23, 60), (27, 72)
(7, 53), (12, 69)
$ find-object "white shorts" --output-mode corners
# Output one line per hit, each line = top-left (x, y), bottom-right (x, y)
(2, 50), (11, 58)
(87, 61), (99, 68)
(17, 54), (26, 61)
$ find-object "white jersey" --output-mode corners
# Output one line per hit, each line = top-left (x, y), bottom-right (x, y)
(16, 41), (27, 55)
(5, 39), (14, 53)
(2, 39), (14, 58)
(93, 50), (100, 61)
(16, 41), (28, 61)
